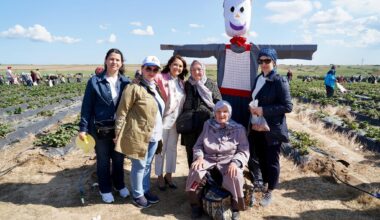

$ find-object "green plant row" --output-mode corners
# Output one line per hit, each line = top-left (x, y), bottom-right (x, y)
(0, 123), (13, 138)
(34, 121), (79, 148)
(289, 130), (318, 155)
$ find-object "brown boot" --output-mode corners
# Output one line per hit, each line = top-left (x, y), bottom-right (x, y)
(232, 197), (246, 211)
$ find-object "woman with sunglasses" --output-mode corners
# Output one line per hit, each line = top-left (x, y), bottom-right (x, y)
(153, 55), (188, 191)
(114, 56), (165, 208)
(248, 48), (292, 207)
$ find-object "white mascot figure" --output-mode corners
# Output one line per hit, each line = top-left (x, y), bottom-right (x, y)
(162, 0), (317, 126)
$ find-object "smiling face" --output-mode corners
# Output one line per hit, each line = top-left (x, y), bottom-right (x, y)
(105, 52), (122, 74)
(223, 0), (252, 37)
(215, 105), (230, 125)
(169, 58), (184, 77)
(190, 62), (204, 81)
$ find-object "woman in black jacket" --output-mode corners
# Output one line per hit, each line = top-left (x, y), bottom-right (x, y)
(248, 48), (292, 207)
(181, 60), (222, 168)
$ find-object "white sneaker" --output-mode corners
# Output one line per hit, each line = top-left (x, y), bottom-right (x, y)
(99, 192), (114, 203)
(118, 187), (130, 198)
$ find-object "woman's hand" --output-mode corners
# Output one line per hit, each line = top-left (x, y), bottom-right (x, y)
(227, 162), (238, 178)
(191, 157), (204, 170)
(113, 133), (119, 144)
(78, 131), (87, 141)
(249, 106), (263, 116)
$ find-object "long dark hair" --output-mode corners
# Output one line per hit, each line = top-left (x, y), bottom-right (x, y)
(161, 55), (188, 80)
(104, 48), (125, 75)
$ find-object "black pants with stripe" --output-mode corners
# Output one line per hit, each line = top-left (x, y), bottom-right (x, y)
(248, 131), (281, 191)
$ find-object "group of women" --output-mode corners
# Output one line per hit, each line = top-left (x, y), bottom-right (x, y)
(78, 47), (292, 219)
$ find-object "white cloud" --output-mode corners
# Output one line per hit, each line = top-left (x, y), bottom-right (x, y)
(309, 7), (353, 24)
(96, 33), (117, 44)
(130, 21), (142, 26)
(302, 4), (380, 48)
(313, 1), (322, 9)
(332, 0), (380, 15)
(171, 28), (177, 33)
(131, 25), (154, 36)
(0, 24), (81, 44)
(99, 24), (108, 30)
(249, 31), (258, 38)
(189, 23), (204, 28)
(108, 34), (117, 43)
(265, 0), (314, 23)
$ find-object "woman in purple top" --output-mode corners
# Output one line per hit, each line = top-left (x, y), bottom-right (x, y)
(185, 100), (249, 219)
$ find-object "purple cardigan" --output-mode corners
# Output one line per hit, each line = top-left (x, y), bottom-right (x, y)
(193, 119), (249, 168)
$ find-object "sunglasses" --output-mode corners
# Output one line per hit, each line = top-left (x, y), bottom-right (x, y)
(145, 66), (160, 73)
(258, 59), (272, 65)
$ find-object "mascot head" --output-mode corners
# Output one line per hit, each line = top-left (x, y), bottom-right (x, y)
(223, 0), (252, 37)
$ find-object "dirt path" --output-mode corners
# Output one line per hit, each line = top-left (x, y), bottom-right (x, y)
(0, 114), (379, 220)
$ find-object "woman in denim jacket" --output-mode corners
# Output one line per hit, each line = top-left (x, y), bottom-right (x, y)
(78, 48), (130, 203)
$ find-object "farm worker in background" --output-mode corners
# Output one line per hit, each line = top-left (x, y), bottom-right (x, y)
(95, 66), (104, 75)
(180, 60), (222, 168)
(114, 56), (165, 208)
(324, 65), (336, 97)
(286, 69), (293, 82)
(6, 66), (14, 84)
(186, 100), (249, 219)
(153, 55), (188, 191)
(248, 48), (293, 207)
(78, 48), (130, 203)
(30, 69), (42, 85)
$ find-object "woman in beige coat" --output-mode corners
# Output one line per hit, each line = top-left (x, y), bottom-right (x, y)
(115, 56), (165, 208)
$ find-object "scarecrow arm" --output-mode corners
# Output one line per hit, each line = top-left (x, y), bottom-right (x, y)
(257, 44), (318, 60)
(161, 44), (224, 58)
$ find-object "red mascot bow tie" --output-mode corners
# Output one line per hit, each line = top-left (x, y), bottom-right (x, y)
(230, 36), (247, 47)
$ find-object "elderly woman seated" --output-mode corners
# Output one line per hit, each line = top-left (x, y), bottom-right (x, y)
(185, 100), (250, 219)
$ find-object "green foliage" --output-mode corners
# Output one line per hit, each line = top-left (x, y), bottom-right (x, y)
(13, 107), (22, 114)
(290, 130), (318, 155)
(0, 123), (13, 138)
(34, 122), (79, 148)
(37, 110), (54, 117)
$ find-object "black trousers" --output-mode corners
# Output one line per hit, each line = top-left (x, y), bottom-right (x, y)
(326, 85), (334, 97)
(248, 131), (281, 190)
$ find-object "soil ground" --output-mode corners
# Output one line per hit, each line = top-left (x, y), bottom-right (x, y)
(0, 108), (379, 220)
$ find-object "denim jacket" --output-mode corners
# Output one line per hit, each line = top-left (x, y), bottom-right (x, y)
(79, 72), (130, 133)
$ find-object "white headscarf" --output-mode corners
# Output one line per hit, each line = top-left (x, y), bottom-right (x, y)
(188, 60), (215, 109)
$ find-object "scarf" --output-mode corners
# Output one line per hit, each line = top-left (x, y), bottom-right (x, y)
(230, 36), (247, 47)
(188, 74), (214, 109)
(164, 74), (184, 116)
(251, 74), (266, 101)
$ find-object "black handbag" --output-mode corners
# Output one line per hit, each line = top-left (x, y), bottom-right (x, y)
(94, 120), (115, 140)
(176, 110), (195, 134)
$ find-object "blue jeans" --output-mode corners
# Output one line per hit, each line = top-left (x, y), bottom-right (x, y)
(95, 138), (125, 193)
(130, 141), (158, 198)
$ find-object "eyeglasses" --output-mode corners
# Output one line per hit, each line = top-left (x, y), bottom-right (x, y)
(258, 59), (272, 65)
(145, 66), (160, 73)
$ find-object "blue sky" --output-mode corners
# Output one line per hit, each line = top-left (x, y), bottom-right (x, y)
(1, 0), (379, 65)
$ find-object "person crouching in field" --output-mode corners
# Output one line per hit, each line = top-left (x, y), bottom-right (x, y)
(186, 100), (249, 219)
(114, 56), (165, 208)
